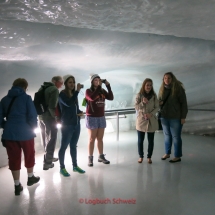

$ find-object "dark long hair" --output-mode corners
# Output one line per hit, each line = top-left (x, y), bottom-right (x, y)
(63, 76), (76, 97)
(90, 82), (104, 95)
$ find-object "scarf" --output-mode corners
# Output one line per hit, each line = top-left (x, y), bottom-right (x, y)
(164, 84), (172, 89)
(143, 91), (154, 100)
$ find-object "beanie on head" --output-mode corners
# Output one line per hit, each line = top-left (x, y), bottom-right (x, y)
(63, 75), (74, 84)
(90, 74), (100, 82)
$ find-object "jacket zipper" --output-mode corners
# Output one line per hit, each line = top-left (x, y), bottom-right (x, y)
(90, 101), (94, 112)
(75, 103), (78, 125)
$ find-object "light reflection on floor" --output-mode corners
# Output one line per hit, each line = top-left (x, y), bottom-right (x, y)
(0, 130), (214, 215)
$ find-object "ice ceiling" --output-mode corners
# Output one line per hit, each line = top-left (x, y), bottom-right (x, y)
(0, 0), (215, 135)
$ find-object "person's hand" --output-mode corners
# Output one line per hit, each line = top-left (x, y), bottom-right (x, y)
(143, 113), (152, 120)
(181, 119), (186, 124)
(99, 79), (102, 86)
(105, 80), (110, 85)
(159, 100), (163, 105)
(77, 112), (84, 117)
(77, 83), (82, 91)
(55, 116), (61, 123)
(142, 97), (148, 104)
(146, 113), (152, 119)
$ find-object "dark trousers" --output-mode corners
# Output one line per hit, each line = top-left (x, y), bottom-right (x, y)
(137, 130), (155, 158)
(39, 119), (58, 164)
(58, 124), (80, 169)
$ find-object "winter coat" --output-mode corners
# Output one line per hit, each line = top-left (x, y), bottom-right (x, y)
(58, 90), (82, 125)
(159, 87), (188, 119)
(85, 85), (114, 117)
(0, 86), (37, 141)
(38, 82), (59, 120)
(135, 93), (159, 132)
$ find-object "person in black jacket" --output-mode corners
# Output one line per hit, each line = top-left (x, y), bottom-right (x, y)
(58, 75), (85, 177)
(158, 72), (188, 163)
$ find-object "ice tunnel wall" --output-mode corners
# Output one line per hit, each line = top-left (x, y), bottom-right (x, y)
(0, 1), (215, 167)
(1, 21), (215, 136)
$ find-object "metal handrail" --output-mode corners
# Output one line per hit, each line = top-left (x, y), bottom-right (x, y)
(188, 109), (215, 111)
(105, 107), (215, 113)
(102, 107), (215, 141)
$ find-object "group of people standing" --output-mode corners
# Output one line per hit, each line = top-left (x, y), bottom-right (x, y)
(0, 71), (187, 196)
(0, 73), (113, 196)
(135, 72), (188, 164)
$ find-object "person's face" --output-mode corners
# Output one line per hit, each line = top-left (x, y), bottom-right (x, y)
(145, 81), (152, 93)
(93, 78), (100, 87)
(66, 78), (75, 91)
(55, 79), (64, 89)
(164, 75), (172, 85)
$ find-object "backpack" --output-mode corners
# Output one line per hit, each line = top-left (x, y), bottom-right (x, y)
(33, 86), (50, 115)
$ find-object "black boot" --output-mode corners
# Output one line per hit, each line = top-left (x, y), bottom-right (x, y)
(98, 154), (110, 164)
(88, 156), (93, 167)
(27, 175), (40, 186)
(15, 183), (23, 196)
(43, 155), (54, 170)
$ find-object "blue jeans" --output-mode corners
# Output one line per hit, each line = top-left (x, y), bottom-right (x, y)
(160, 118), (183, 157)
(58, 124), (80, 169)
(137, 130), (155, 158)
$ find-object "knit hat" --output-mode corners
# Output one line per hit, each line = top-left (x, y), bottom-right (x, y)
(90, 74), (100, 82)
(63, 74), (75, 84)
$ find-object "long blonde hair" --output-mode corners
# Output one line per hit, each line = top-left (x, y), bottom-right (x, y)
(159, 72), (184, 98)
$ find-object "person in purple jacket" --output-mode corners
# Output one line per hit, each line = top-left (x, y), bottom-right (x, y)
(0, 78), (40, 196)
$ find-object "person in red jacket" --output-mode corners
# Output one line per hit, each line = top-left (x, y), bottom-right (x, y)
(85, 74), (114, 167)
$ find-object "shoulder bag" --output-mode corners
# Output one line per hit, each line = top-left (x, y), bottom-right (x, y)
(1, 97), (17, 147)
(157, 91), (171, 130)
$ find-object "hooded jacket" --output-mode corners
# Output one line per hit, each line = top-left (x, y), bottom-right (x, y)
(58, 90), (82, 125)
(85, 85), (114, 117)
(0, 86), (37, 141)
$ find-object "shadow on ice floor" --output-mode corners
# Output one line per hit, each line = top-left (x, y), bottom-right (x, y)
(0, 130), (215, 215)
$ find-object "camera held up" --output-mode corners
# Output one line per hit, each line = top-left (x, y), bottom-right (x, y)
(101, 79), (106, 84)
(78, 83), (84, 88)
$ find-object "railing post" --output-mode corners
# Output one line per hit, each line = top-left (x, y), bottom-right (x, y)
(116, 111), (119, 141)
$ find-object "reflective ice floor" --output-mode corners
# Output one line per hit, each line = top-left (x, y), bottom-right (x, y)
(0, 130), (215, 215)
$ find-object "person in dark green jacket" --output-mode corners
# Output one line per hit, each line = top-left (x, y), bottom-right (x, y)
(159, 72), (188, 163)
(38, 76), (63, 170)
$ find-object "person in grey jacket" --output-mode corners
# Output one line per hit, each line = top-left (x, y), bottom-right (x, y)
(38, 76), (63, 170)
(159, 72), (188, 163)
(0, 78), (40, 196)
(135, 78), (159, 164)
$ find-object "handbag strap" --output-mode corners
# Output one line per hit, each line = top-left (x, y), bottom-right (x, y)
(160, 90), (171, 110)
(6, 97), (17, 120)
